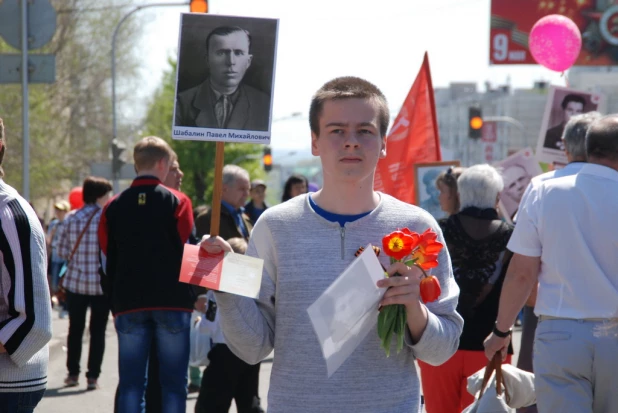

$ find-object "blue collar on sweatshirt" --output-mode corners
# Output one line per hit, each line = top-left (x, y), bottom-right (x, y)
(309, 195), (372, 227)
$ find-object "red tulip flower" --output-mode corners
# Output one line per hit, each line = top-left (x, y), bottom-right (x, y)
(382, 231), (415, 261)
(420, 275), (441, 303)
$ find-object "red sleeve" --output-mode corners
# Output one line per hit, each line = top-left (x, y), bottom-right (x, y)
(173, 191), (194, 243)
(97, 196), (116, 255)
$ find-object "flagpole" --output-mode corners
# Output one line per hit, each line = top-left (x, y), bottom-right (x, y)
(423, 52), (442, 161)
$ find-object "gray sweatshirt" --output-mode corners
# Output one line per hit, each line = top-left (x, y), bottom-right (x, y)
(216, 193), (463, 412)
(0, 180), (52, 393)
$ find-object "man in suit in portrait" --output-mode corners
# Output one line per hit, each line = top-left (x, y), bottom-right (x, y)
(543, 94), (586, 151)
(175, 26), (271, 132)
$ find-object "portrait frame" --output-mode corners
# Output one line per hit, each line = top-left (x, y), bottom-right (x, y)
(493, 147), (543, 220)
(172, 13), (279, 144)
(535, 85), (605, 165)
(414, 160), (461, 220)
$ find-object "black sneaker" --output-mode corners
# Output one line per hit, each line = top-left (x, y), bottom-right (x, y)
(86, 378), (99, 391)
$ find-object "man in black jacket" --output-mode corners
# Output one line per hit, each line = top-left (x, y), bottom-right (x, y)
(98, 136), (194, 413)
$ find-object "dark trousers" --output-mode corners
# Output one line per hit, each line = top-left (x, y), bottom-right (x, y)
(66, 291), (110, 379)
(195, 344), (263, 413)
(145, 339), (162, 413)
(0, 390), (45, 413)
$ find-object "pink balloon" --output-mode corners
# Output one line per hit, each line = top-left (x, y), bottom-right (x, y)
(529, 14), (581, 72)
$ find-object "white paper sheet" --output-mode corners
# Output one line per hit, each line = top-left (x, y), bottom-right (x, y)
(218, 252), (264, 299)
(179, 245), (264, 299)
(307, 244), (386, 377)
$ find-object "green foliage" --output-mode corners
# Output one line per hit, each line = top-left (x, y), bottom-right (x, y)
(0, 0), (143, 203)
(141, 59), (264, 207)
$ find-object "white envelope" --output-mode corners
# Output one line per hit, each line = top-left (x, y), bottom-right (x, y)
(307, 244), (386, 377)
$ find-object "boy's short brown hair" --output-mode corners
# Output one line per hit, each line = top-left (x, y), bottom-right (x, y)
(309, 77), (390, 137)
(133, 136), (174, 171)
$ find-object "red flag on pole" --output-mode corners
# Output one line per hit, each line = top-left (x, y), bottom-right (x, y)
(374, 52), (442, 204)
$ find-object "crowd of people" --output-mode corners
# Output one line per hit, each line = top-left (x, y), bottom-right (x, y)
(0, 76), (617, 413)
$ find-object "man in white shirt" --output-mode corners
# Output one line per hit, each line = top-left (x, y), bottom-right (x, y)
(513, 112), (601, 413)
(485, 114), (618, 413)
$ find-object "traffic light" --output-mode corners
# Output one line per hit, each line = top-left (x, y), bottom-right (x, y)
(468, 107), (483, 139)
(263, 146), (273, 172)
(190, 0), (208, 13)
(111, 139), (126, 175)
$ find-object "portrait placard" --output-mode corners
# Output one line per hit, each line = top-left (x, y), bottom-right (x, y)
(535, 86), (605, 165)
(493, 147), (543, 220)
(414, 161), (461, 220)
(172, 13), (279, 144)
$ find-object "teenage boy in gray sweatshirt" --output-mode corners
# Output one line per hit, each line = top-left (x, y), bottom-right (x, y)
(201, 77), (463, 413)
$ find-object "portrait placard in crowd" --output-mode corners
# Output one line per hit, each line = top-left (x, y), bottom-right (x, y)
(494, 147), (542, 220)
(173, 13), (279, 144)
(536, 85), (604, 165)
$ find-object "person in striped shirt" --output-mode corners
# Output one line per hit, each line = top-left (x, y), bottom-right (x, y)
(0, 117), (52, 412)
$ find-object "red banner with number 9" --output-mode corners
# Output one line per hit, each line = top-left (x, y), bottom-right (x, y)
(490, 0), (618, 66)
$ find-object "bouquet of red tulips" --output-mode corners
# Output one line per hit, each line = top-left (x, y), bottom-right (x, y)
(378, 228), (443, 356)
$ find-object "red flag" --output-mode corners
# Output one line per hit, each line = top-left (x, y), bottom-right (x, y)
(374, 52), (442, 204)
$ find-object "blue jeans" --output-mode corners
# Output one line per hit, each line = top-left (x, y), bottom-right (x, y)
(0, 390), (45, 412)
(114, 310), (191, 413)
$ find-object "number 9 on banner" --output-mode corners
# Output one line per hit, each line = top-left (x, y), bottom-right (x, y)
(493, 33), (509, 62)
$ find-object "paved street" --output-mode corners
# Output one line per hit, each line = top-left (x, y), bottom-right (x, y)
(37, 309), (272, 413)
(38, 308), (520, 412)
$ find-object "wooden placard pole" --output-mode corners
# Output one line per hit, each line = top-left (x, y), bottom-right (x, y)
(209, 141), (225, 237)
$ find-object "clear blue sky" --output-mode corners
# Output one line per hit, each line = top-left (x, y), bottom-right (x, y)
(132, 0), (566, 153)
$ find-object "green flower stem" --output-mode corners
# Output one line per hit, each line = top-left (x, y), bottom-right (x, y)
(413, 263), (430, 279)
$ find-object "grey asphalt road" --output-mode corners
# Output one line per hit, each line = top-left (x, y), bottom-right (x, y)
(38, 309), (521, 412)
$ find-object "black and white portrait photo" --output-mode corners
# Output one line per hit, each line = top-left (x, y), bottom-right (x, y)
(536, 86), (604, 165)
(172, 13), (278, 143)
(494, 147), (542, 220)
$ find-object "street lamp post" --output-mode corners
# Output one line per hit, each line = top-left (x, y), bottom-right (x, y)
(482, 116), (527, 137)
(111, 2), (188, 191)
(483, 116), (527, 161)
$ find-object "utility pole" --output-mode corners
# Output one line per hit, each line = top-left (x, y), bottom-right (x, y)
(20, 0), (29, 199)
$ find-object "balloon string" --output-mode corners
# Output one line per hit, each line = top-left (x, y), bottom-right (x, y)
(563, 70), (570, 88)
